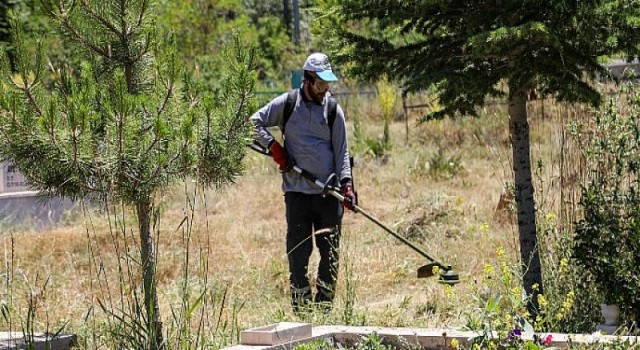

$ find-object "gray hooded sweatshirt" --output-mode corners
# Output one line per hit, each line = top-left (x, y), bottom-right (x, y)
(250, 88), (352, 194)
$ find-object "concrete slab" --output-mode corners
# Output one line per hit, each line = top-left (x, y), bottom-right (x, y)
(224, 323), (640, 350)
(0, 332), (76, 350)
(240, 322), (312, 346)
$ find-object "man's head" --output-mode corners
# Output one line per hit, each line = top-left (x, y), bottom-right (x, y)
(303, 53), (338, 103)
(303, 53), (338, 82)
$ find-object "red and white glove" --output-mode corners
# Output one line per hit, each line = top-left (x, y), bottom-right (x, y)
(341, 182), (357, 212)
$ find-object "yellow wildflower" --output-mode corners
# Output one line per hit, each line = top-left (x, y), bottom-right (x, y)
(445, 285), (455, 299)
(483, 264), (495, 278)
(545, 212), (556, 224)
(537, 294), (548, 308)
(500, 262), (511, 284)
(559, 258), (569, 275)
(496, 247), (506, 259)
(562, 290), (575, 310)
(480, 223), (489, 235)
(450, 338), (459, 349)
(500, 261), (509, 273)
(504, 314), (512, 326)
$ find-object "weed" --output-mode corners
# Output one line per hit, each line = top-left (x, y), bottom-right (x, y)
(293, 338), (334, 350)
(427, 145), (462, 180)
(341, 237), (366, 326)
(354, 332), (394, 350)
(352, 75), (398, 159)
(409, 142), (462, 180)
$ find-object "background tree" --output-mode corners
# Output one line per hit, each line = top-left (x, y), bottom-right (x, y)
(0, 0), (25, 70)
(156, 0), (299, 88)
(241, 0), (289, 26)
(319, 0), (640, 314)
(0, 1), (257, 348)
(0, 0), (16, 51)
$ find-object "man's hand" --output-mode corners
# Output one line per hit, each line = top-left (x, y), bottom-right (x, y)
(269, 142), (289, 172)
(341, 182), (357, 212)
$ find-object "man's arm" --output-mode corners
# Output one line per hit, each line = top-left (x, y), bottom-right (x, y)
(250, 92), (289, 149)
(331, 103), (352, 183)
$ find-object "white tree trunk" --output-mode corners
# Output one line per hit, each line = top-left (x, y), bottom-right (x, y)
(508, 88), (543, 314)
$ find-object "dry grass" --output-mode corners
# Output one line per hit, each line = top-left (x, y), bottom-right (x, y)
(0, 92), (587, 346)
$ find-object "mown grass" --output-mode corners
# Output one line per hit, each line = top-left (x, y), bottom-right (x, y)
(0, 89), (607, 348)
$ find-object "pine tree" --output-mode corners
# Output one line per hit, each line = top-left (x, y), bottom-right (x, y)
(0, 0), (21, 68)
(321, 0), (640, 314)
(0, 1), (257, 348)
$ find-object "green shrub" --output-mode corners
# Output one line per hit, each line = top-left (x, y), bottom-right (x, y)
(572, 85), (640, 320)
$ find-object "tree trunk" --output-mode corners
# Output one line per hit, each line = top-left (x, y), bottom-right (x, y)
(137, 199), (163, 350)
(283, 0), (290, 37)
(292, 0), (300, 46)
(508, 88), (543, 315)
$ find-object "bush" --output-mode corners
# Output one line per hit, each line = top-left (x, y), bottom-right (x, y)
(572, 84), (640, 321)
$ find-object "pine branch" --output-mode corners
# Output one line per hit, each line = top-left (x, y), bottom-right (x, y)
(155, 73), (173, 118)
(24, 87), (44, 117)
(130, 32), (151, 62)
(135, 0), (149, 31)
(57, 16), (111, 58)
(79, 0), (124, 39)
(39, 0), (110, 58)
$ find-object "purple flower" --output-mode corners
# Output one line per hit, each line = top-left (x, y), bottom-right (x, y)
(507, 328), (522, 341)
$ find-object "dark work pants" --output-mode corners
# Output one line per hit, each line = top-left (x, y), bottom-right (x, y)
(285, 192), (343, 311)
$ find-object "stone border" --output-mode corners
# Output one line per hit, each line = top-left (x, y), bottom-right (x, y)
(240, 322), (312, 346)
(224, 323), (640, 350)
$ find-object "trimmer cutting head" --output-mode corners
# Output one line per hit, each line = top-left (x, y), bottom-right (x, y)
(437, 269), (461, 286)
(417, 263), (461, 286)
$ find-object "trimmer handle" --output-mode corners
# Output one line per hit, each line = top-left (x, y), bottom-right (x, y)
(249, 141), (271, 156)
(291, 165), (340, 198)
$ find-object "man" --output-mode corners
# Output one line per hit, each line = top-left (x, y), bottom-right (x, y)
(250, 52), (356, 313)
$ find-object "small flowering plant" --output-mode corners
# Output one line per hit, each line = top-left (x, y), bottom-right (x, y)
(536, 334), (553, 347)
(450, 242), (573, 350)
(496, 327), (554, 349)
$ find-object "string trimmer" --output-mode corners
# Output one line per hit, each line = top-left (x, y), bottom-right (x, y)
(249, 142), (461, 286)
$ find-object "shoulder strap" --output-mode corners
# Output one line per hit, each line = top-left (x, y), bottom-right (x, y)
(282, 89), (298, 134)
(327, 96), (338, 133)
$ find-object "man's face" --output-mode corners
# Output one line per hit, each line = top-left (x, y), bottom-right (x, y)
(307, 72), (330, 103)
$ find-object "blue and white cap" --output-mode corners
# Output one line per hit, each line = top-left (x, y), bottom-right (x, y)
(303, 53), (338, 82)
